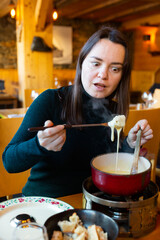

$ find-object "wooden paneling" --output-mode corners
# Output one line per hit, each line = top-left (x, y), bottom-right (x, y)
(53, 69), (76, 85)
(132, 27), (160, 71)
(0, 68), (75, 101)
(0, 69), (19, 96)
(131, 70), (156, 92)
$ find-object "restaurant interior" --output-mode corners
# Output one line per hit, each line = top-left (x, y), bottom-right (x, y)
(0, 0), (160, 239)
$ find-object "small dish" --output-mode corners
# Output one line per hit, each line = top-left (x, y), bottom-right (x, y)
(44, 209), (119, 240)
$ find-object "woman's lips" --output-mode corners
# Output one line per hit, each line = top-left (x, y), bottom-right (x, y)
(94, 83), (106, 90)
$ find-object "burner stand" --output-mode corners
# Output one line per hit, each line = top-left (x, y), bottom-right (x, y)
(82, 177), (159, 238)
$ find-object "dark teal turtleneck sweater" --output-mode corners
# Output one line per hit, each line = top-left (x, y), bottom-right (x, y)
(2, 86), (133, 198)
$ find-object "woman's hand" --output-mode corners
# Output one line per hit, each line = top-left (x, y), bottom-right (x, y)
(37, 120), (66, 151)
(127, 119), (153, 149)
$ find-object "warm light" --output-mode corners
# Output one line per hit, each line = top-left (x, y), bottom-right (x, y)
(10, 8), (16, 18)
(52, 10), (58, 21)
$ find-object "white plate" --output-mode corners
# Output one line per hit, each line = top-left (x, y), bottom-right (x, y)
(0, 196), (73, 240)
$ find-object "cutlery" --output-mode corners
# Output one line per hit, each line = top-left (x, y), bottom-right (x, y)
(28, 122), (109, 132)
(130, 128), (142, 174)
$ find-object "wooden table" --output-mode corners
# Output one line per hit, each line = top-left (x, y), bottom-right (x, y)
(59, 193), (160, 240)
(0, 108), (27, 118)
(0, 93), (18, 108)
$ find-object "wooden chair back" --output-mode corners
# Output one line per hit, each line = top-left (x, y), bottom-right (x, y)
(0, 117), (30, 198)
(24, 88), (47, 108)
(124, 107), (160, 182)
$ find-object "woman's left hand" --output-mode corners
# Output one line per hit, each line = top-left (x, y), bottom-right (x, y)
(127, 119), (153, 149)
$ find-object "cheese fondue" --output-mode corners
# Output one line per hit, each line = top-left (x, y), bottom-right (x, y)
(108, 115), (126, 173)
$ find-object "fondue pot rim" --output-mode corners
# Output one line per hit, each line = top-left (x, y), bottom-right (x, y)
(91, 152), (151, 176)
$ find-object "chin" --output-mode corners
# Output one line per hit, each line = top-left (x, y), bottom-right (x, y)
(92, 93), (107, 99)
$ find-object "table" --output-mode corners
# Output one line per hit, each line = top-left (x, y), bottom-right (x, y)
(0, 93), (18, 108)
(59, 193), (160, 240)
(0, 108), (27, 118)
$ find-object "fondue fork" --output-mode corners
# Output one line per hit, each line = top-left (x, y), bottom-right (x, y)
(130, 128), (142, 174)
(28, 122), (109, 132)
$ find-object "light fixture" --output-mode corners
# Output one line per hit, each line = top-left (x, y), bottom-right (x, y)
(9, 0), (16, 19)
(52, 4), (58, 21)
(52, 9), (58, 21)
(10, 8), (16, 18)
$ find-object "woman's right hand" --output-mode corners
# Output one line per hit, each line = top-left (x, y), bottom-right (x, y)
(37, 120), (66, 151)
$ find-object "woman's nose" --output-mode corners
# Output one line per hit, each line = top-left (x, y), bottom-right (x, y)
(97, 67), (108, 80)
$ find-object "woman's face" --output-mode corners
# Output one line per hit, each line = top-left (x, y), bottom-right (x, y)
(81, 39), (125, 98)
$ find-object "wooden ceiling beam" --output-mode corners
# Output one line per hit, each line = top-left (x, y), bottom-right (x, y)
(69, 0), (128, 19)
(121, 13), (160, 29)
(35, 0), (52, 32)
(99, 2), (160, 23)
(55, 0), (80, 8)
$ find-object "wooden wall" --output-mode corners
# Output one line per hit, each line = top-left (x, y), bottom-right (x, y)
(0, 68), (76, 96)
(132, 26), (160, 71)
(0, 69), (19, 96)
(1, 11), (160, 105)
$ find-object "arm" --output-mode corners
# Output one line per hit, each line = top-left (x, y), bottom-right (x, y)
(2, 89), (64, 173)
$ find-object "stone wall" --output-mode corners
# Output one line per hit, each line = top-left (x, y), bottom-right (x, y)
(0, 14), (100, 70)
(0, 15), (17, 69)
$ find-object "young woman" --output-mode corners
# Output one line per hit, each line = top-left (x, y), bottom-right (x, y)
(3, 26), (153, 198)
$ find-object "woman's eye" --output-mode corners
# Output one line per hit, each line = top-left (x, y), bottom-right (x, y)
(91, 62), (100, 67)
(110, 66), (122, 73)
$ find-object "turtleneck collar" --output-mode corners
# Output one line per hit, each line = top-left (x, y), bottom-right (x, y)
(81, 85), (115, 123)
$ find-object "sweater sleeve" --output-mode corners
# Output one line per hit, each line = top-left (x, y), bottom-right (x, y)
(120, 137), (134, 153)
(2, 89), (59, 173)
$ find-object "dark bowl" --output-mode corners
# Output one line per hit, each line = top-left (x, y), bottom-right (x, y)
(44, 209), (119, 240)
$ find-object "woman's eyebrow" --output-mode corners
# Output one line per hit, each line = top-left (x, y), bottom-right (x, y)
(90, 56), (102, 61)
(89, 57), (123, 66)
(111, 62), (123, 66)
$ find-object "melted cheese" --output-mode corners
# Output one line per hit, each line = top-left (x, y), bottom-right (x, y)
(108, 115), (126, 172)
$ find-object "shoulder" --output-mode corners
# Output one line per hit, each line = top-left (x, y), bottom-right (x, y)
(55, 85), (73, 101)
(34, 86), (73, 107)
(41, 85), (72, 98)
(37, 86), (70, 100)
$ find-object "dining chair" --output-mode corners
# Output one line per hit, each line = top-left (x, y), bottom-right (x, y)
(0, 117), (30, 199)
(124, 107), (160, 182)
(24, 88), (48, 108)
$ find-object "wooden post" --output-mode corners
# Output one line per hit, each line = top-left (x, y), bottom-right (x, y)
(16, 0), (54, 105)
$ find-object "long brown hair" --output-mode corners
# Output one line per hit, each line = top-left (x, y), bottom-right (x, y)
(61, 26), (131, 124)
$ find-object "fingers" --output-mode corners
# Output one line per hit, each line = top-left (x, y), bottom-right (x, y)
(131, 119), (147, 132)
(44, 120), (54, 127)
(136, 120), (153, 143)
(39, 124), (65, 138)
(44, 130), (66, 151)
(140, 128), (153, 145)
(37, 121), (66, 152)
(127, 119), (153, 148)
